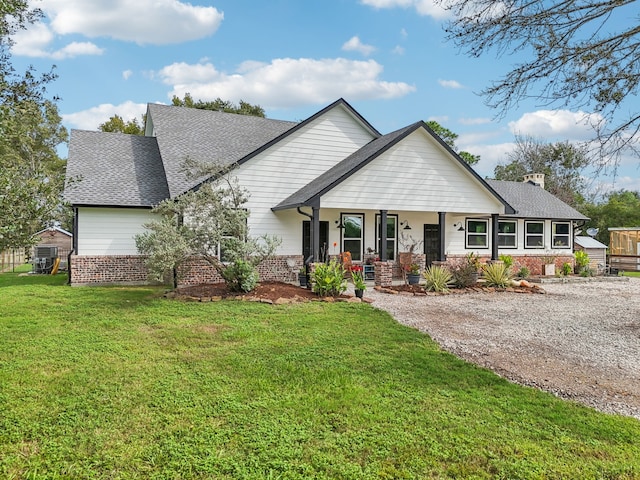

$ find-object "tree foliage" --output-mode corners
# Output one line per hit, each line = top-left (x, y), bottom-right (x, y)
(171, 93), (266, 117)
(582, 190), (640, 245)
(493, 137), (589, 207)
(425, 120), (480, 165)
(0, 1), (68, 251)
(98, 114), (145, 135)
(135, 165), (280, 291)
(439, 0), (640, 164)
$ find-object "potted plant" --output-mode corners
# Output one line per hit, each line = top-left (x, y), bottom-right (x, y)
(465, 252), (481, 284)
(298, 266), (308, 287)
(540, 251), (557, 276)
(406, 263), (421, 285)
(351, 270), (366, 298)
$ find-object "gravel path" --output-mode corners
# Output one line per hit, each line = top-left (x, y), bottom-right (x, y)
(367, 277), (640, 420)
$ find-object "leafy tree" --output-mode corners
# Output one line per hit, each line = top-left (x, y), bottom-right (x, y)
(439, 0), (639, 164)
(171, 93), (266, 117)
(0, 1), (68, 251)
(493, 137), (589, 207)
(582, 190), (640, 245)
(425, 120), (480, 165)
(135, 164), (280, 291)
(98, 115), (145, 135)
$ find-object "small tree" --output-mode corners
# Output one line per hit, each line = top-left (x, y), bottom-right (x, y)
(135, 165), (280, 291)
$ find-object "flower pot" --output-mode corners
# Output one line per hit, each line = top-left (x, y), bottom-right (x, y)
(407, 273), (421, 285)
(298, 273), (307, 287)
(543, 263), (555, 276)
(354, 288), (364, 298)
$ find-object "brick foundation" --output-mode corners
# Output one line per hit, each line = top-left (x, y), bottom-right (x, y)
(374, 261), (393, 287)
(70, 255), (152, 286)
(70, 254), (305, 287)
(441, 254), (575, 277)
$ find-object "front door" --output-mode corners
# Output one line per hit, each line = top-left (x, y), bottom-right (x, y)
(424, 224), (440, 267)
(302, 221), (329, 263)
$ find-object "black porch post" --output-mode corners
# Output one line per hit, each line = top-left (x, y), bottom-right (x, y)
(491, 213), (499, 260)
(438, 212), (446, 262)
(312, 205), (320, 262)
(379, 209), (388, 261)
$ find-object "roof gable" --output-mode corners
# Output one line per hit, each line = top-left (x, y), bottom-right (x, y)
(65, 130), (169, 207)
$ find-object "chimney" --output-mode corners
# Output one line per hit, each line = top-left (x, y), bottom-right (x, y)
(523, 173), (545, 189)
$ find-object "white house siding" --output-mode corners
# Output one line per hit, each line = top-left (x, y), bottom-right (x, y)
(232, 106), (377, 255)
(319, 129), (505, 214)
(77, 207), (155, 255)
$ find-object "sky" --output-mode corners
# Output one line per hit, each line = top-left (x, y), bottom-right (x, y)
(10, 0), (640, 194)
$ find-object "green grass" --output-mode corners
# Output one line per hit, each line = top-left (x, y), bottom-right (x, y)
(622, 271), (640, 277)
(1, 270), (639, 479)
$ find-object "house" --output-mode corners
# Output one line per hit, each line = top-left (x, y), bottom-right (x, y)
(33, 225), (73, 271)
(64, 98), (588, 286)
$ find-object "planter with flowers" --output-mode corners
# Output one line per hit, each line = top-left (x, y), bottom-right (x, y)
(406, 263), (421, 285)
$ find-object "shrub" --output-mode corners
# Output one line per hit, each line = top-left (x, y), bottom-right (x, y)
(423, 265), (452, 293)
(351, 270), (366, 291)
(222, 259), (259, 292)
(499, 254), (514, 270)
(313, 260), (347, 297)
(451, 261), (479, 287)
(483, 262), (512, 288)
(561, 262), (572, 276)
(516, 266), (530, 279)
(574, 250), (590, 273)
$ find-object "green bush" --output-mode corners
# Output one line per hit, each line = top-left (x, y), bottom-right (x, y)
(483, 262), (512, 288)
(574, 250), (590, 273)
(423, 265), (452, 293)
(561, 262), (573, 276)
(221, 259), (259, 292)
(516, 266), (530, 278)
(499, 254), (514, 269)
(312, 260), (347, 297)
(451, 261), (478, 287)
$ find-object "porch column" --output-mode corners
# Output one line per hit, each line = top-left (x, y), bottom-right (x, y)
(312, 205), (320, 262)
(491, 213), (499, 260)
(379, 209), (388, 261)
(438, 212), (446, 262)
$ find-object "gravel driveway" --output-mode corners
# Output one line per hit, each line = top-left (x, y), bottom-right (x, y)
(368, 277), (640, 420)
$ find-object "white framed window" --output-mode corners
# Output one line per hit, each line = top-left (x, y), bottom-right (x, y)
(498, 220), (517, 248)
(375, 214), (398, 261)
(341, 213), (364, 261)
(466, 219), (489, 248)
(552, 222), (571, 248)
(525, 221), (545, 248)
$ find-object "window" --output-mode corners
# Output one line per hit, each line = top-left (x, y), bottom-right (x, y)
(552, 222), (571, 248)
(341, 213), (364, 261)
(466, 219), (488, 248)
(525, 221), (545, 248)
(498, 220), (517, 248)
(375, 214), (398, 260)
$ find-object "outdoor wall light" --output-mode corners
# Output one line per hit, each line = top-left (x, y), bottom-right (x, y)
(400, 220), (412, 230)
(335, 219), (344, 229)
(453, 222), (465, 231)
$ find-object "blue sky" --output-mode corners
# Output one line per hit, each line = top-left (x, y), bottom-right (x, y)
(11, 0), (640, 194)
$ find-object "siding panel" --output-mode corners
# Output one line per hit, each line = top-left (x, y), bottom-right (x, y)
(78, 208), (155, 255)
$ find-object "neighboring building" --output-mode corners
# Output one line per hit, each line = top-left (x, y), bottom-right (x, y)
(574, 236), (608, 274)
(608, 227), (640, 272)
(64, 98), (588, 286)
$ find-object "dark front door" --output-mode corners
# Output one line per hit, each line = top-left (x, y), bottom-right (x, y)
(424, 224), (440, 267)
(303, 221), (329, 263)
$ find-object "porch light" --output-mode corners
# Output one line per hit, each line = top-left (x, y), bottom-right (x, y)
(335, 219), (344, 229)
(453, 222), (465, 231)
(401, 220), (412, 230)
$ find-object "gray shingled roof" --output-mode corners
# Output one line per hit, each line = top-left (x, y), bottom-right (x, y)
(486, 179), (589, 220)
(147, 104), (297, 197)
(65, 130), (169, 207)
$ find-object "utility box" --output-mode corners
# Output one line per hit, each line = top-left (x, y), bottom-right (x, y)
(33, 245), (59, 274)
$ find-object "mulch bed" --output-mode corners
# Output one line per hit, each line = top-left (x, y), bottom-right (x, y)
(171, 281), (362, 304)
(382, 281), (545, 295)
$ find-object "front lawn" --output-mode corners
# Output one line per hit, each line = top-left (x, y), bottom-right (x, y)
(1, 270), (639, 479)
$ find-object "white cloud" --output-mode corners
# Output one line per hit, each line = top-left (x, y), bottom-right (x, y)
(438, 79), (464, 89)
(10, 22), (104, 58)
(360, 0), (449, 19)
(63, 101), (147, 131)
(508, 110), (603, 142)
(156, 58), (416, 109)
(35, 0), (223, 46)
(342, 36), (376, 56)
(122, 70), (133, 80)
(468, 142), (516, 178)
(392, 45), (405, 55)
(426, 115), (449, 124)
